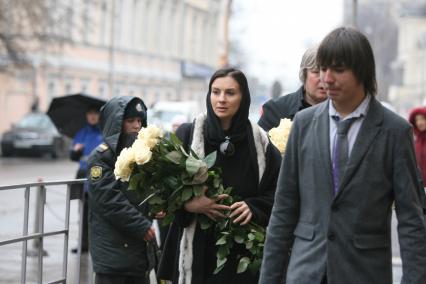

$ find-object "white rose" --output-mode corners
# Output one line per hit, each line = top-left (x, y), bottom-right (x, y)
(133, 139), (153, 165)
(114, 147), (135, 181)
(137, 125), (163, 141)
(268, 118), (293, 155)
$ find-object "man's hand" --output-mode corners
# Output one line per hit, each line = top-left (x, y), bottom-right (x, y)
(143, 227), (156, 241)
(230, 201), (253, 225)
(184, 188), (230, 221)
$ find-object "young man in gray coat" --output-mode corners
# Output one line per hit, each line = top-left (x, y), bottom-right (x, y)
(259, 27), (426, 284)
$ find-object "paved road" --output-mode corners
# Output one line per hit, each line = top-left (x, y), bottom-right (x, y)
(0, 157), (403, 283)
(0, 156), (92, 283)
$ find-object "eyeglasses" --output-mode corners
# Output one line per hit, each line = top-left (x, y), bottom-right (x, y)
(219, 136), (235, 156)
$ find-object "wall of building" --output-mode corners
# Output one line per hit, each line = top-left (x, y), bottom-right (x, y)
(0, 0), (229, 134)
(388, 2), (426, 116)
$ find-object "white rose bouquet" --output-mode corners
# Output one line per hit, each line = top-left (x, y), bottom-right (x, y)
(268, 118), (293, 155)
(114, 125), (266, 274)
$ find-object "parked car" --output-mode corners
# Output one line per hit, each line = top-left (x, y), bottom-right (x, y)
(1, 112), (68, 158)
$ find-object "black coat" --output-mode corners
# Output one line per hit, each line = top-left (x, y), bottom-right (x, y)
(157, 118), (282, 284)
(87, 96), (153, 276)
(258, 86), (309, 131)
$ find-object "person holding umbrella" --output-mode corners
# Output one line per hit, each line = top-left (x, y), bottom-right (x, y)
(70, 105), (103, 253)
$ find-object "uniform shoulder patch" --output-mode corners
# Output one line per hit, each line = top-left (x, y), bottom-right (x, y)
(96, 143), (109, 152)
(90, 166), (103, 181)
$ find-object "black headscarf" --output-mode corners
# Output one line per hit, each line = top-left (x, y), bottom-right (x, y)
(204, 68), (251, 147)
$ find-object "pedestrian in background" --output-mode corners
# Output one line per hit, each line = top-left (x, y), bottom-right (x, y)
(260, 27), (426, 284)
(258, 45), (327, 131)
(87, 96), (156, 284)
(409, 106), (426, 188)
(69, 105), (102, 253)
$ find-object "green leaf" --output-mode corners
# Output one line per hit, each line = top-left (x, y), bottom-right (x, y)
(254, 231), (265, 242)
(216, 235), (227, 245)
(249, 258), (262, 274)
(213, 264), (225, 274)
(200, 220), (212, 230)
(234, 235), (245, 244)
(237, 257), (250, 274)
(128, 173), (142, 190)
(217, 245), (230, 258)
(213, 176), (220, 188)
(203, 151), (217, 169)
(161, 214), (175, 225)
(148, 196), (165, 205)
(245, 241), (253, 249)
(165, 151), (182, 164)
(181, 187), (193, 201)
(163, 176), (179, 188)
(185, 155), (202, 175)
(193, 185), (204, 196)
(192, 166), (209, 184)
(217, 257), (227, 268)
(169, 132), (183, 146)
(248, 233), (255, 240)
(217, 219), (228, 230)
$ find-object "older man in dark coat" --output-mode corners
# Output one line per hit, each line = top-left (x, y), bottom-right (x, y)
(258, 46), (327, 131)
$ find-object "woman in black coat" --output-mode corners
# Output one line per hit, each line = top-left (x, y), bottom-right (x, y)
(157, 68), (282, 284)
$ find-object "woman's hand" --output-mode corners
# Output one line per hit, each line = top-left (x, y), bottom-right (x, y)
(143, 226), (156, 241)
(230, 201), (252, 225)
(184, 189), (230, 221)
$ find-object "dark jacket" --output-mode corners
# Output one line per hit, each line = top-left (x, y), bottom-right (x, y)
(87, 96), (152, 276)
(258, 86), (309, 131)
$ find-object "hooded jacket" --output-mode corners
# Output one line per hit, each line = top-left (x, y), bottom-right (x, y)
(409, 107), (426, 187)
(87, 96), (153, 276)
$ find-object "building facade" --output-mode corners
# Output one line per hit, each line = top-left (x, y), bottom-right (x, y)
(388, 1), (426, 116)
(0, 0), (230, 133)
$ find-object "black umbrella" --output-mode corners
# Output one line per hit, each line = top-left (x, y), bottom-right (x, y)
(47, 93), (106, 138)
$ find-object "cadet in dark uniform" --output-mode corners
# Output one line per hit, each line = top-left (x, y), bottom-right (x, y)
(87, 96), (156, 284)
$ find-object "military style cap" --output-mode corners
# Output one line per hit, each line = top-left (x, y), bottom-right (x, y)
(124, 99), (146, 120)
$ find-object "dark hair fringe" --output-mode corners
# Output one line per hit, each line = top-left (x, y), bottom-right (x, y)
(317, 26), (377, 96)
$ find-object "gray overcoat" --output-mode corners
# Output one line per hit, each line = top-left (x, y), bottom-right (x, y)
(259, 98), (426, 284)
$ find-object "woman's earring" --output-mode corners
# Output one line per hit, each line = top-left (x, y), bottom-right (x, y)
(219, 136), (235, 156)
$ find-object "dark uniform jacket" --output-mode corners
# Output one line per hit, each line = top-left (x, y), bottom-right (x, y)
(87, 96), (153, 276)
(258, 86), (309, 131)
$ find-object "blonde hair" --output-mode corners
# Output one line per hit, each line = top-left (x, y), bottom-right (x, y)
(298, 45), (318, 83)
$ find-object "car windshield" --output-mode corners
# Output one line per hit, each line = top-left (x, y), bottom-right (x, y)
(16, 113), (54, 130)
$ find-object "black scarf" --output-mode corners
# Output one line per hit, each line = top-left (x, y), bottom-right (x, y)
(202, 73), (259, 186)
(203, 78), (251, 147)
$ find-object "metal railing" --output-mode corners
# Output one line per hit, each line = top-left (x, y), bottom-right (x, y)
(0, 179), (86, 284)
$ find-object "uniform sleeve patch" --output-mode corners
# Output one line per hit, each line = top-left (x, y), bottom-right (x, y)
(97, 143), (109, 152)
(90, 166), (103, 181)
